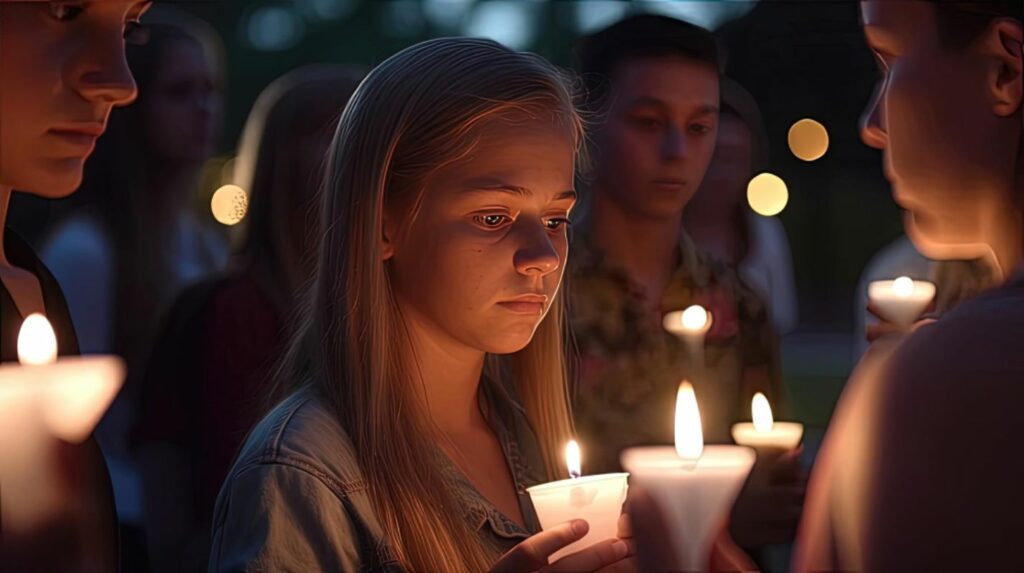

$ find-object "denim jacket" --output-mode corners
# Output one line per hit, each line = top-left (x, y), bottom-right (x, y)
(208, 379), (548, 572)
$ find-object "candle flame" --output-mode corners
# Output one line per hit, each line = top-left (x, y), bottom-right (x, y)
(17, 313), (58, 366)
(681, 305), (709, 331)
(752, 392), (774, 432)
(565, 439), (581, 478)
(674, 381), (704, 460)
(893, 276), (914, 298)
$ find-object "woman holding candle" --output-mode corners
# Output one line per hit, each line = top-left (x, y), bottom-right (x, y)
(210, 38), (635, 572)
(0, 0), (152, 568)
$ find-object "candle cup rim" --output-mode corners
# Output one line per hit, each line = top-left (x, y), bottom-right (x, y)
(730, 422), (804, 450)
(621, 445), (755, 472)
(526, 472), (629, 494)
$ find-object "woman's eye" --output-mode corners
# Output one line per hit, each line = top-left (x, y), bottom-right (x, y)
(632, 117), (664, 130)
(545, 218), (570, 231)
(49, 2), (85, 21)
(689, 124), (712, 135)
(475, 214), (510, 228)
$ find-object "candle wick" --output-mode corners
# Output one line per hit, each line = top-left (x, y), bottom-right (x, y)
(569, 470), (581, 479)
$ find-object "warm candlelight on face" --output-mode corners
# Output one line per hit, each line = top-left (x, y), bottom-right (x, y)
(868, 276), (936, 329)
(675, 382), (704, 461)
(731, 393), (803, 450)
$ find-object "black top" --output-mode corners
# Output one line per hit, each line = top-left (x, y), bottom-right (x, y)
(1, 227), (118, 571)
(1, 228), (79, 360)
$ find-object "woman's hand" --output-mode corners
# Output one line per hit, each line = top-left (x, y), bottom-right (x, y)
(490, 518), (636, 573)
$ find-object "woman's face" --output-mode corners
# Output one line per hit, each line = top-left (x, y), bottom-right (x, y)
(0, 0), (150, 197)
(386, 117), (577, 356)
(142, 37), (221, 164)
(860, 0), (1023, 260)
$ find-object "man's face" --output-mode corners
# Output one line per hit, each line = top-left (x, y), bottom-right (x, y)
(589, 55), (720, 221)
(860, 1), (1023, 260)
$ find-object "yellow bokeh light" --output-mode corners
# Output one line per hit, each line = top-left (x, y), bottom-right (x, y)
(747, 172), (789, 216)
(211, 184), (249, 226)
(788, 118), (829, 162)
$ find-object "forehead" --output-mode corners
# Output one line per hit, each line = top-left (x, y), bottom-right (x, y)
(442, 117), (576, 182)
(860, 0), (939, 43)
(610, 54), (719, 105)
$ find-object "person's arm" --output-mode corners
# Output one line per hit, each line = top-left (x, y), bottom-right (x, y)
(209, 463), (380, 572)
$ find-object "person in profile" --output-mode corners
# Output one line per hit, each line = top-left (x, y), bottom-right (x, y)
(795, 1), (1024, 570)
(0, 0), (153, 568)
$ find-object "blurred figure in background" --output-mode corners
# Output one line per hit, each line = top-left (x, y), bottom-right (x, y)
(684, 77), (799, 336)
(133, 65), (363, 571)
(38, 7), (227, 567)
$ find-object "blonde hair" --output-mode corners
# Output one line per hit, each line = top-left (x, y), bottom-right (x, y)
(282, 38), (584, 571)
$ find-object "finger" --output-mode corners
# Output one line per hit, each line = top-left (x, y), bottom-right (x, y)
(492, 520), (588, 573)
(547, 537), (632, 572)
(594, 556), (639, 573)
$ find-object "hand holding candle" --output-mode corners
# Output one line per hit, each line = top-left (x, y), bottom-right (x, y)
(526, 440), (629, 562)
(868, 276), (936, 330)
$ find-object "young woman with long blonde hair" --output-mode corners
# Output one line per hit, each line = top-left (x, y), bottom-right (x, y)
(209, 38), (635, 572)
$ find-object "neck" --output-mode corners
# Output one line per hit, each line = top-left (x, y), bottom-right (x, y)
(403, 306), (488, 435)
(0, 186), (11, 267)
(588, 192), (682, 292)
(984, 198), (1024, 282)
(683, 202), (744, 264)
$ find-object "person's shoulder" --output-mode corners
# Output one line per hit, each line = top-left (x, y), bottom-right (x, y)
(229, 386), (366, 498)
(885, 283), (1024, 394)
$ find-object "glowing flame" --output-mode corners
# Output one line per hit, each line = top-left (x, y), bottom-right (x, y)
(893, 276), (914, 298)
(566, 439), (581, 479)
(17, 314), (57, 366)
(681, 305), (709, 332)
(752, 392), (774, 432)
(674, 381), (704, 461)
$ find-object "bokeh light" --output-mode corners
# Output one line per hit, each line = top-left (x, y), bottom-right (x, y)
(211, 184), (249, 226)
(788, 118), (829, 162)
(747, 172), (789, 216)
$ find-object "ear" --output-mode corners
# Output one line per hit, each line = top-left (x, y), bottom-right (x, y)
(381, 211), (396, 261)
(980, 18), (1023, 117)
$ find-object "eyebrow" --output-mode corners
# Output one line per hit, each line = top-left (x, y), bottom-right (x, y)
(463, 180), (577, 201)
(628, 97), (719, 116)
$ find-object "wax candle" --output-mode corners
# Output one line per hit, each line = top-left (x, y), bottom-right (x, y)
(621, 382), (754, 572)
(527, 440), (629, 562)
(663, 305), (712, 372)
(0, 314), (124, 530)
(868, 276), (936, 329)
(731, 393), (804, 451)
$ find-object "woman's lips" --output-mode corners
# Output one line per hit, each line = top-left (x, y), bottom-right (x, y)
(497, 301), (545, 315)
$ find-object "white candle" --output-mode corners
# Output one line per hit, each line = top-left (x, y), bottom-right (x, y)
(621, 382), (754, 572)
(868, 276), (936, 329)
(663, 305), (712, 373)
(0, 314), (124, 530)
(731, 393), (804, 450)
(527, 440), (629, 562)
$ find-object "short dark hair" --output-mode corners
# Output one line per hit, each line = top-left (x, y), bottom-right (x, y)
(573, 14), (720, 110)
(930, 0), (1023, 50)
